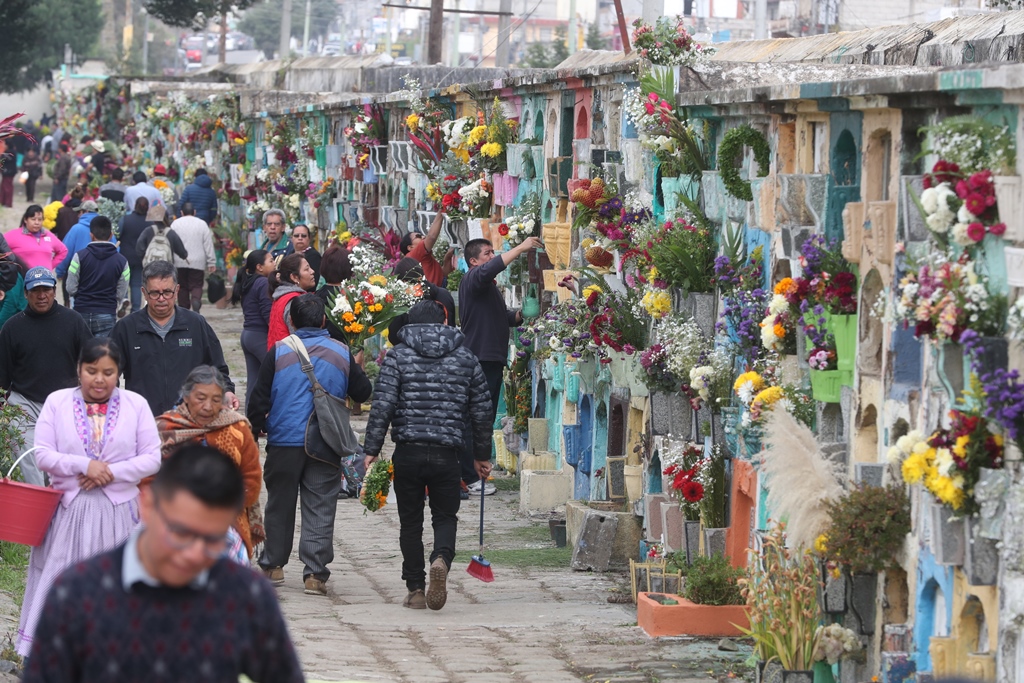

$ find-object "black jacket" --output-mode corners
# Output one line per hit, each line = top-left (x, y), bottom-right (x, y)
(111, 307), (235, 415)
(363, 324), (492, 460)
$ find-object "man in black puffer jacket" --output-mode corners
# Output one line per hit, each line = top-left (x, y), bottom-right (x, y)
(364, 300), (492, 612)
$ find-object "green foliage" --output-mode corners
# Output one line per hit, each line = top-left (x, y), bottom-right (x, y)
(239, 0), (339, 58)
(520, 26), (569, 68)
(585, 23), (607, 50)
(699, 446), (727, 528)
(684, 553), (744, 606)
(0, 403), (26, 482)
(822, 484), (910, 574)
(0, 0), (103, 93)
(144, 0), (257, 30)
(0, 541), (29, 607)
(647, 217), (716, 294)
(919, 115), (1016, 175)
(718, 125), (771, 202)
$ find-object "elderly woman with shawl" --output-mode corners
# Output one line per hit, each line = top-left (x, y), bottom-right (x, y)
(156, 365), (264, 557)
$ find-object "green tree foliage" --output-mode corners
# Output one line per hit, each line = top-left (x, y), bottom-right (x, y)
(520, 25), (570, 68)
(585, 23), (607, 50)
(239, 0), (339, 58)
(0, 0), (103, 94)
(143, 0), (256, 30)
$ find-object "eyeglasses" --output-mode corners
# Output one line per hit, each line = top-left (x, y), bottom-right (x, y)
(144, 288), (178, 300)
(264, 221), (283, 227)
(153, 498), (229, 559)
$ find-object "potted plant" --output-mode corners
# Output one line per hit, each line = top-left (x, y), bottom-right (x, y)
(816, 484), (910, 635)
(740, 524), (822, 683)
(684, 552), (744, 605)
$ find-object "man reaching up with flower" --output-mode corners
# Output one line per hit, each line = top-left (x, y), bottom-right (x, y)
(398, 212), (454, 287)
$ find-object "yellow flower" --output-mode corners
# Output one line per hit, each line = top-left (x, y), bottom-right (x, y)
(641, 290), (672, 318)
(426, 183), (441, 201)
(469, 125), (488, 145)
(480, 142), (503, 158)
(341, 311), (356, 323)
(368, 274), (388, 286)
(406, 113), (420, 132)
(901, 453), (929, 484)
(153, 179), (168, 190)
(582, 284), (602, 298)
(753, 386), (785, 406)
(648, 266), (659, 280)
(814, 534), (829, 554)
(353, 302), (363, 315)
(337, 231), (352, 244)
(952, 435), (969, 459)
(733, 372), (765, 394)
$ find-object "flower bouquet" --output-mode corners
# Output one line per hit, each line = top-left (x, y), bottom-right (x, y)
(914, 161), (1007, 247)
(399, 77), (449, 170)
(345, 104), (386, 166)
(630, 15), (716, 66)
(760, 279), (799, 355)
(306, 178), (337, 210)
(326, 270), (420, 352)
(662, 439), (706, 519)
(361, 458), (394, 513)
(152, 177), (177, 207)
(441, 117), (475, 161)
(499, 193), (540, 248)
(715, 247), (768, 366)
(474, 97), (518, 173)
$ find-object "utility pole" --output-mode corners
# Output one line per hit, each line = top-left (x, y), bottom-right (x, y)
(427, 0), (444, 63)
(385, 7), (393, 57)
(495, 0), (512, 66)
(141, 7), (150, 73)
(302, 0), (312, 56)
(279, 0), (293, 59)
(449, 0), (461, 66)
(568, 0), (577, 55)
(754, 0), (767, 38)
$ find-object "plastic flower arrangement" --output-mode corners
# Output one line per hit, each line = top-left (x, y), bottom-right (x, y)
(521, 299), (599, 360)
(686, 347), (733, 412)
(499, 192), (541, 249)
(361, 458), (394, 513)
(630, 15), (716, 66)
(915, 161), (1007, 246)
(898, 396), (1004, 515)
(474, 97), (518, 173)
(457, 176), (492, 218)
(893, 250), (1005, 343)
(662, 439), (706, 520)
(622, 88), (707, 180)
(570, 176), (612, 231)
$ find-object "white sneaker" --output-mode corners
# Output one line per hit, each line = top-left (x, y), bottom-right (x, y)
(467, 480), (496, 495)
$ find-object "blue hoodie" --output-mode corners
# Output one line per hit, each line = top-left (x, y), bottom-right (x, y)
(56, 212), (116, 278)
(179, 174), (218, 224)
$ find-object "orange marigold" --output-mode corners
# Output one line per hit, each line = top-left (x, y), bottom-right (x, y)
(773, 323), (786, 338)
(774, 277), (798, 296)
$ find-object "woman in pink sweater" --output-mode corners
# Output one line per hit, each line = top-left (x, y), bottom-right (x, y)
(16, 337), (161, 657)
(6, 204), (68, 271)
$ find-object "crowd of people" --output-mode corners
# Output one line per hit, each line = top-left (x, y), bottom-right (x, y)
(0, 139), (545, 677)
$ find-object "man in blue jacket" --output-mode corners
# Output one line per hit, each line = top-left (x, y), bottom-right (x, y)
(66, 215), (129, 337)
(247, 294), (373, 597)
(56, 200), (116, 308)
(178, 169), (219, 226)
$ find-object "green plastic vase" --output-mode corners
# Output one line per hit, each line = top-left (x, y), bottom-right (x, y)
(521, 284), (540, 319)
(828, 313), (857, 386)
(810, 369), (842, 403)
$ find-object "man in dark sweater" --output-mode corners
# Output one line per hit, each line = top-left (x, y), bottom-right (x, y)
(457, 235), (541, 494)
(111, 260), (237, 415)
(22, 444), (305, 683)
(66, 215), (130, 337)
(0, 267), (92, 486)
(364, 301), (493, 611)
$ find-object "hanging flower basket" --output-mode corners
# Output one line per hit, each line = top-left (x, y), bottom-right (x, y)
(810, 369), (842, 403)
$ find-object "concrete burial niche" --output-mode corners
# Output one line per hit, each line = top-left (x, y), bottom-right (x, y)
(566, 500), (641, 571)
(636, 593), (748, 638)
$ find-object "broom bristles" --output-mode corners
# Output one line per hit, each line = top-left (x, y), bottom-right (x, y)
(759, 409), (843, 551)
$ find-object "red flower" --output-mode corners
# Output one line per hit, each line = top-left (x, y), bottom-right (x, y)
(965, 193), (988, 216)
(681, 480), (704, 503)
(967, 222), (986, 242)
(497, 223), (509, 236)
(990, 222), (1007, 236)
(586, 291), (599, 307)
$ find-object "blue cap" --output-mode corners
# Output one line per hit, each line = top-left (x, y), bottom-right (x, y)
(24, 267), (57, 290)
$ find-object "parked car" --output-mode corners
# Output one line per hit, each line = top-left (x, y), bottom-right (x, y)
(183, 35), (205, 63)
(322, 40), (342, 56)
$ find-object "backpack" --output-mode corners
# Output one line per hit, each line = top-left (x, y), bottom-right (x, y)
(143, 225), (174, 267)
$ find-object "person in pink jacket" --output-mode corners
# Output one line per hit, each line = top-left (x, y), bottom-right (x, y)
(15, 337), (161, 658)
(5, 204), (68, 271)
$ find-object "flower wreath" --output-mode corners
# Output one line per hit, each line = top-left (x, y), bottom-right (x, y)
(718, 124), (771, 202)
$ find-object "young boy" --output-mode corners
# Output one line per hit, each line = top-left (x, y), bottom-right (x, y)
(66, 215), (130, 337)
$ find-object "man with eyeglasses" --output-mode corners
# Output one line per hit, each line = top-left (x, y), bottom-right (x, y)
(261, 209), (291, 260)
(22, 444), (304, 682)
(111, 260), (238, 416)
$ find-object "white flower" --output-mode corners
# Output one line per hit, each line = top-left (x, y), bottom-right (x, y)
(768, 294), (788, 315)
(886, 446), (903, 464)
(920, 187), (939, 214)
(368, 285), (388, 299)
(957, 204), (976, 224)
(288, 194), (301, 208)
(332, 297), (352, 315)
(934, 448), (956, 477)
(548, 335), (561, 351)
(926, 212), (952, 234)
(736, 380), (757, 405)
(951, 222), (973, 246)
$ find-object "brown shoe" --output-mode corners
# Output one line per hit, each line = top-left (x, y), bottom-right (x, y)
(403, 589), (427, 609)
(262, 567), (284, 586)
(304, 576), (328, 596)
(426, 558), (448, 611)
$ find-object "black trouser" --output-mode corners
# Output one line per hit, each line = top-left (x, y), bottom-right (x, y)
(393, 442), (461, 591)
(177, 267), (205, 311)
(259, 445), (341, 581)
(460, 359), (505, 483)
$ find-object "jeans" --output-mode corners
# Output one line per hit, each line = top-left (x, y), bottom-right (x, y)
(0, 176), (12, 208)
(259, 445), (341, 581)
(128, 267), (143, 312)
(50, 180), (67, 203)
(460, 359), (505, 484)
(177, 267), (205, 311)
(392, 443), (461, 590)
(240, 328), (269, 409)
(80, 312), (116, 338)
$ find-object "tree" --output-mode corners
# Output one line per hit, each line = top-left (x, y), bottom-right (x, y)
(585, 23), (607, 50)
(550, 26), (569, 66)
(0, 0), (103, 94)
(519, 25), (570, 68)
(239, 0), (339, 59)
(143, 0), (258, 63)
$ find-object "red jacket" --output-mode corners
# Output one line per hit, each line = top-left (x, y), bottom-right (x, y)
(267, 289), (303, 350)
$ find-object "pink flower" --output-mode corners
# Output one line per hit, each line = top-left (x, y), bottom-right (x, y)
(968, 170), (992, 191)
(967, 222), (986, 242)
(644, 102), (655, 115)
(965, 193), (988, 216)
(647, 92), (660, 102)
(990, 222), (1007, 236)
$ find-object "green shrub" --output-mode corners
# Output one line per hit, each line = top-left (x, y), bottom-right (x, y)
(684, 553), (744, 606)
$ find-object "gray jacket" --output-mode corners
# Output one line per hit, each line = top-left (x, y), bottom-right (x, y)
(363, 324), (492, 459)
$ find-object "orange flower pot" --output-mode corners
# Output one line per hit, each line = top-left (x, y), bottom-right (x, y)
(637, 593), (748, 638)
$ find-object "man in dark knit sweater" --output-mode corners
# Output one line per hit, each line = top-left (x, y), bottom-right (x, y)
(457, 235), (541, 494)
(0, 267), (91, 486)
(23, 444), (305, 683)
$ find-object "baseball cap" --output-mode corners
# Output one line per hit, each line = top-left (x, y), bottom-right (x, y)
(76, 199), (98, 213)
(24, 267), (57, 290)
(154, 163), (167, 176)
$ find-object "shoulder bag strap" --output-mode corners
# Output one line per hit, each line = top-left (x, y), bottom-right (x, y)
(282, 335), (324, 393)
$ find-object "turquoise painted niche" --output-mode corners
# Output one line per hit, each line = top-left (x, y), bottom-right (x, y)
(589, 400), (610, 500)
(913, 548), (955, 673)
